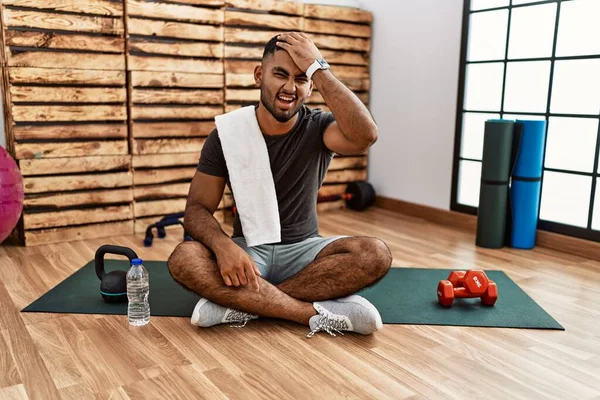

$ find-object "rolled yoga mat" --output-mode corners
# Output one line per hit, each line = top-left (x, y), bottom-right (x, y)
(510, 120), (547, 249)
(22, 260), (564, 330)
(476, 120), (515, 249)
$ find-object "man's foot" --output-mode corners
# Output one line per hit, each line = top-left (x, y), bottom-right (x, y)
(191, 298), (258, 328)
(307, 295), (383, 337)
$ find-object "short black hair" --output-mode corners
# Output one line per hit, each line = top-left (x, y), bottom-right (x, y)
(262, 35), (282, 61)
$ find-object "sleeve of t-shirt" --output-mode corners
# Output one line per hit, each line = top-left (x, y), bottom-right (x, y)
(197, 128), (229, 178)
(318, 110), (336, 135)
(317, 109), (336, 154)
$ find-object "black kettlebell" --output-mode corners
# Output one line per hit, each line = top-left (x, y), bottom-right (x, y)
(95, 244), (139, 303)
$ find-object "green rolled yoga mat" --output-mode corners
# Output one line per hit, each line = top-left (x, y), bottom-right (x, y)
(477, 184), (509, 247)
(476, 120), (515, 249)
(22, 261), (563, 330)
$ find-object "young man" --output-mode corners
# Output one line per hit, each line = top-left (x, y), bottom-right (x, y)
(168, 32), (392, 337)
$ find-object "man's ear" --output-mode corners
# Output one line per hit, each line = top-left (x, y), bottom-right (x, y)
(254, 65), (262, 87)
(307, 80), (314, 97)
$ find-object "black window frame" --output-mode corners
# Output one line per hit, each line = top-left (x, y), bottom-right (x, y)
(451, 0), (600, 242)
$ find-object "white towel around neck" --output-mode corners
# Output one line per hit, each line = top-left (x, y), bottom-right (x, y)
(215, 106), (281, 247)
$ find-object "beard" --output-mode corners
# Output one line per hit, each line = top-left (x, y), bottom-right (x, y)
(260, 87), (304, 123)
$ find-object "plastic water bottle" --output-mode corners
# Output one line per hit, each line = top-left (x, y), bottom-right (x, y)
(127, 258), (150, 326)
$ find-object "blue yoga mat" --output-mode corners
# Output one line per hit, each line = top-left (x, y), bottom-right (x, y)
(510, 120), (547, 249)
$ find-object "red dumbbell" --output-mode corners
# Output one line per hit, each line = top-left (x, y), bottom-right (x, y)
(437, 270), (498, 307)
(447, 271), (466, 287)
(481, 281), (498, 305)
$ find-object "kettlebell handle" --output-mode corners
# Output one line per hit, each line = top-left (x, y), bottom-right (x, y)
(95, 245), (139, 280)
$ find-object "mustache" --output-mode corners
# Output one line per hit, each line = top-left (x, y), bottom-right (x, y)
(277, 91), (297, 98)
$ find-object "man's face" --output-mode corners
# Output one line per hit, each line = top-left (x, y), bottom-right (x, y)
(255, 50), (313, 123)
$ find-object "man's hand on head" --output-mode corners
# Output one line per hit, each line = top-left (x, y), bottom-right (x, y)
(276, 32), (323, 74)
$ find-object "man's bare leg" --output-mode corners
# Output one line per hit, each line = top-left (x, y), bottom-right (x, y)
(276, 237), (393, 302)
(167, 241), (316, 325)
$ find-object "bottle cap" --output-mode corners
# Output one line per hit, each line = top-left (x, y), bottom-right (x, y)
(131, 258), (143, 265)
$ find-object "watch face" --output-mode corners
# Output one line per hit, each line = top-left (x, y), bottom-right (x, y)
(317, 58), (330, 68)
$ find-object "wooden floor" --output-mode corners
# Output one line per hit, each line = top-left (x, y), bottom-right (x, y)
(1, 207), (600, 400)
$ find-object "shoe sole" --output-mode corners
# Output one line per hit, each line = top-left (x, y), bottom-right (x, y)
(190, 297), (209, 326)
(336, 294), (383, 331)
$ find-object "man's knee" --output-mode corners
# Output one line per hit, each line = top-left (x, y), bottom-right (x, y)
(363, 237), (393, 278)
(167, 241), (213, 283)
(322, 236), (392, 278)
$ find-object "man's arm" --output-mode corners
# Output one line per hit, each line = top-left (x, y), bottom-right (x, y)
(184, 171), (231, 252)
(313, 69), (378, 155)
(276, 32), (378, 155)
(185, 171), (261, 290)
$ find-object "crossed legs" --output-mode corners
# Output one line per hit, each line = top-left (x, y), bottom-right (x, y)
(167, 237), (392, 326)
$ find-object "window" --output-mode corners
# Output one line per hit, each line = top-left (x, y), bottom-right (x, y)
(452, 0), (600, 241)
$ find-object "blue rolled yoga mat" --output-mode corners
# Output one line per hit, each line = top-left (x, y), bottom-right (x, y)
(510, 120), (547, 249)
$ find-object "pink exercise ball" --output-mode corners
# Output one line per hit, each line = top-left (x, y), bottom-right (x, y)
(0, 146), (24, 243)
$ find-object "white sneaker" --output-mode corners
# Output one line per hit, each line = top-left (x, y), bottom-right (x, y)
(191, 298), (258, 328)
(307, 295), (383, 337)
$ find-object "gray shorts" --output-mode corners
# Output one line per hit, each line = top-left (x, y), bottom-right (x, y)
(232, 235), (347, 285)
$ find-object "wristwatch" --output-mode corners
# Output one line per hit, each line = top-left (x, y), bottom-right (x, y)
(306, 58), (330, 80)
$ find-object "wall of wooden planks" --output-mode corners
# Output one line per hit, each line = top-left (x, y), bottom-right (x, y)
(0, 0), (133, 246)
(0, 0), (373, 246)
(126, 0), (228, 234)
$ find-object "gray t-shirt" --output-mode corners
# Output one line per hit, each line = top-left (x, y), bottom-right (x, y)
(197, 105), (336, 244)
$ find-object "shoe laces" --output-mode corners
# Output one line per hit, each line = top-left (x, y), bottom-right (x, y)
(307, 311), (349, 338)
(224, 309), (255, 328)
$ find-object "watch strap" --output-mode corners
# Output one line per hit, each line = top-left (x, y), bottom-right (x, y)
(306, 59), (326, 80)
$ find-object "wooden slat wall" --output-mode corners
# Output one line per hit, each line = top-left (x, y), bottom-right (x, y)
(126, 0), (227, 233)
(0, 0), (134, 246)
(0, 0), (373, 245)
